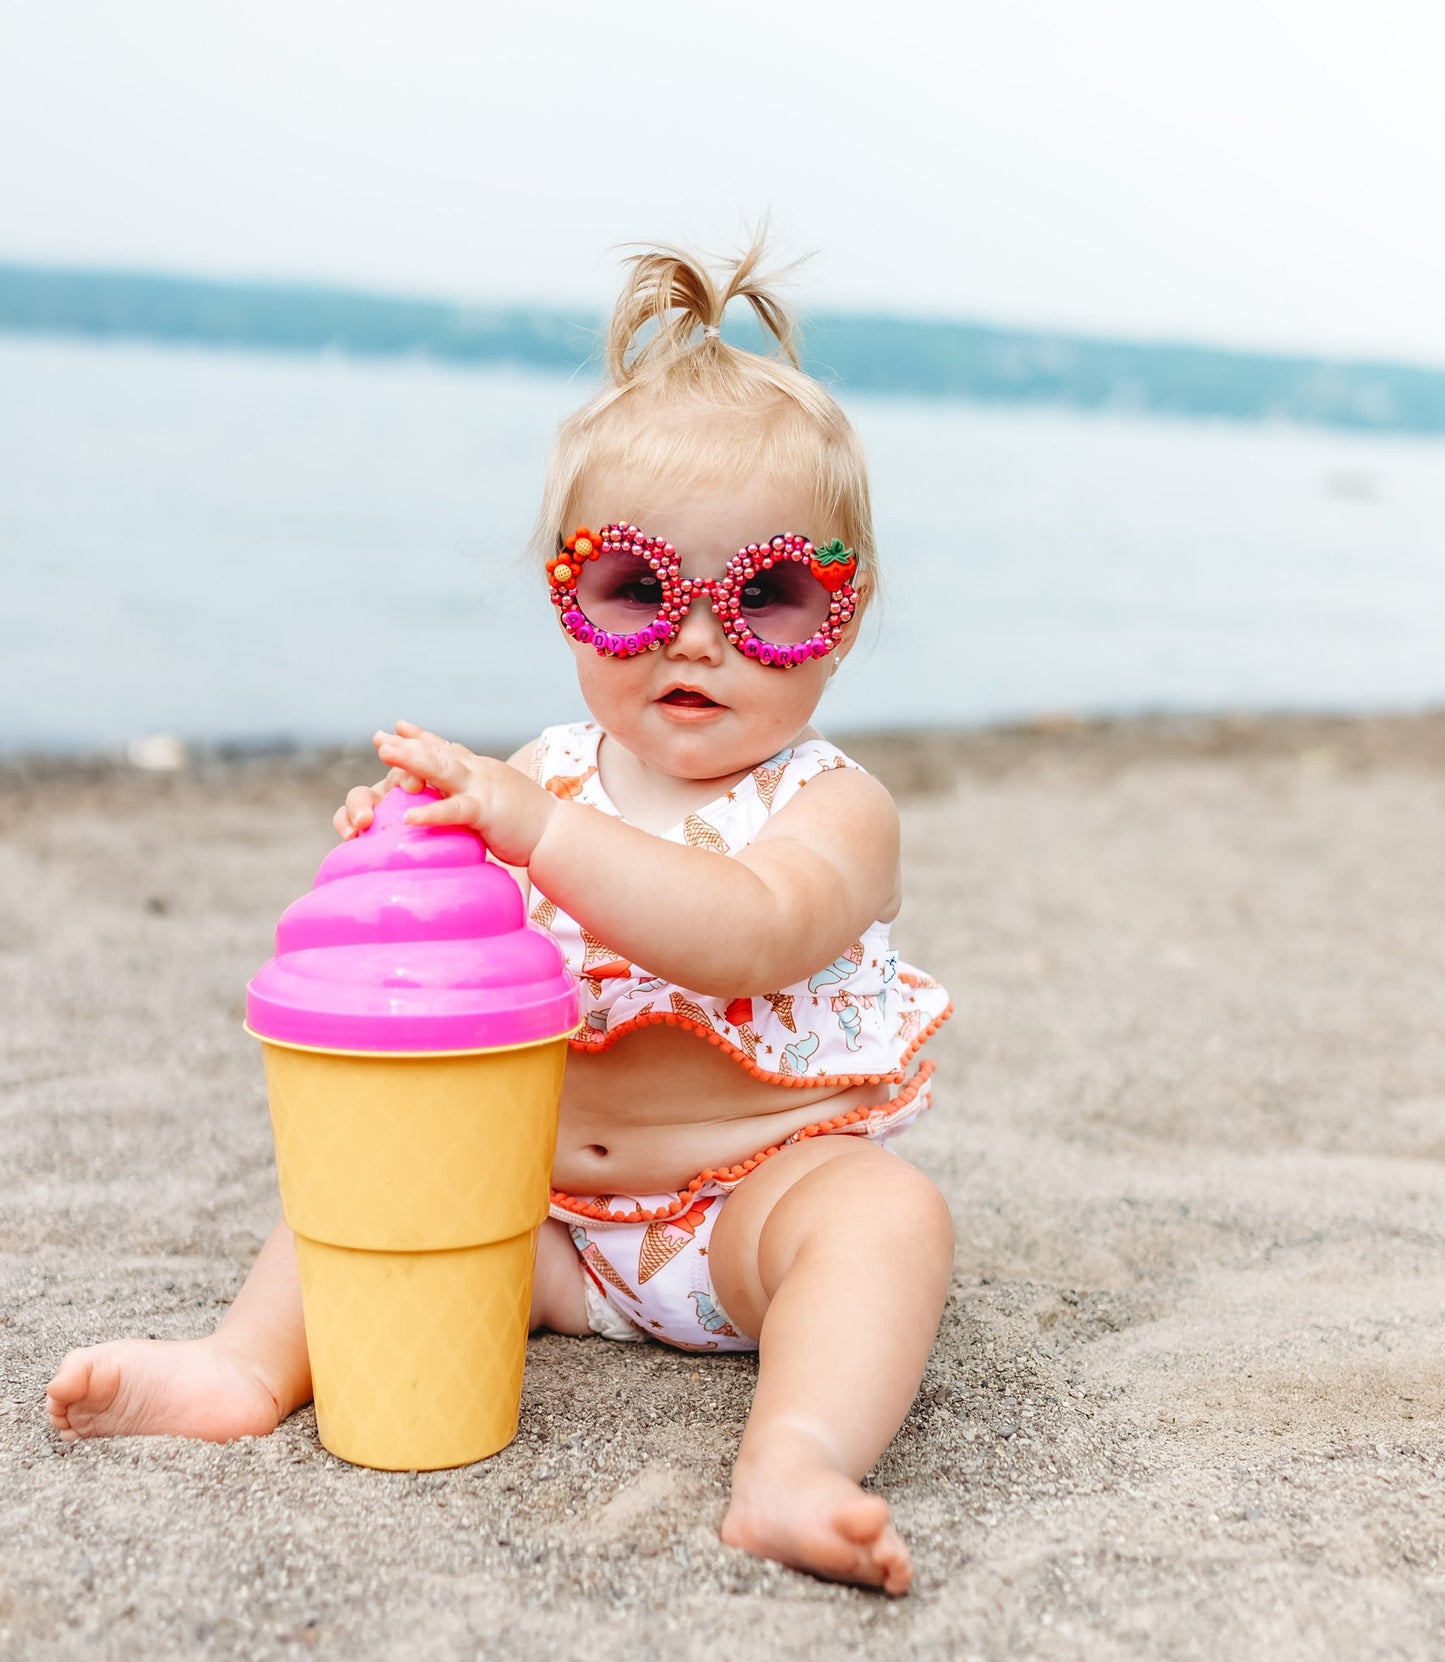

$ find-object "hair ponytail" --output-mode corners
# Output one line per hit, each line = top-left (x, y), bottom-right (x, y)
(606, 236), (801, 385)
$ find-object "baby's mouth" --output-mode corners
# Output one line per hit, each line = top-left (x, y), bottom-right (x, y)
(659, 688), (721, 708)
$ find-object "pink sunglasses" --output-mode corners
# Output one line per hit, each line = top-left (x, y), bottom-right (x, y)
(547, 524), (858, 669)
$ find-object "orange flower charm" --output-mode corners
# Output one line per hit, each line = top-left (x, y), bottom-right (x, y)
(548, 528), (602, 589)
(567, 528), (599, 560)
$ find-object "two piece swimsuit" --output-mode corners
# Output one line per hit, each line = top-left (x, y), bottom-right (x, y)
(526, 721), (953, 1353)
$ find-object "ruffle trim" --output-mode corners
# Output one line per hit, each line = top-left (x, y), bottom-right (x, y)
(567, 997), (953, 1089)
(550, 1058), (936, 1226)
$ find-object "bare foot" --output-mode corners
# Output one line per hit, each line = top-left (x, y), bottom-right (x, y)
(722, 1437), (912, 1595)
(46, 1337), (285, 1443)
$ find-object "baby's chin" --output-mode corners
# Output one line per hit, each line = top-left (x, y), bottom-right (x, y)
(650, 720), (815, 779)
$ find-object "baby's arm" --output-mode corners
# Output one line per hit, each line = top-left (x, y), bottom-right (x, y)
(374, 722), (899, 997)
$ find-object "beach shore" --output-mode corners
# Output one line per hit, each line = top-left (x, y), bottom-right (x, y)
(4, 712), (1443, 1660)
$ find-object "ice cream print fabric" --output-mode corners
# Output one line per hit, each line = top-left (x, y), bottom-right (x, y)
(565, 1194), (754, 1353)
(525, 723), (952, 1088)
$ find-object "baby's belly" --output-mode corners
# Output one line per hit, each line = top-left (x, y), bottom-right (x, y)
(552, 1023), (890, 1194)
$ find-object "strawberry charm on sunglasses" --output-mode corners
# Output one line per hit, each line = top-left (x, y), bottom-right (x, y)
(547, 525), (858, 668)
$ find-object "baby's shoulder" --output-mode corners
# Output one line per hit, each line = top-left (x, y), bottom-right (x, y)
(743, 743), (897, 894)
(754, 735), (875, 814)
(746, 741), (900, 914)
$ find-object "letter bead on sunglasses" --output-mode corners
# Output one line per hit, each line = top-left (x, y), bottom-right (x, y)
(546, 525), (858, 668)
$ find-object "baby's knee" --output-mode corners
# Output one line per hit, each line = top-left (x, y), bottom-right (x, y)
(864, 1157), (954, 1258)
(779, 1145), (954, 1257)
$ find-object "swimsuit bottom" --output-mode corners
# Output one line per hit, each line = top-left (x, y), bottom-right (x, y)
(547, 1062), (935, 1353)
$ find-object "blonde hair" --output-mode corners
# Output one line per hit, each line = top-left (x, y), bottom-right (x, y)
(532, 236), (877, 616)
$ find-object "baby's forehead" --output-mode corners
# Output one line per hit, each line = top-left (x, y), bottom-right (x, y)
(572, 472), (829, 560)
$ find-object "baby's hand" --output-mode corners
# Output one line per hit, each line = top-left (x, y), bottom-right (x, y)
(331, 763), (424, 841)
(372, 719), (557, 867)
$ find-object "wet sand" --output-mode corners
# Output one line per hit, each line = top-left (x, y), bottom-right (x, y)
(3, 712), (1444, 1660)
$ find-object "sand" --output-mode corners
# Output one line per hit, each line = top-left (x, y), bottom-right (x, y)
(3, 713), (1444, 1660)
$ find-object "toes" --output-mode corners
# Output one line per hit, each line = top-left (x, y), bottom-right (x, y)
(801, 1513), (896, 1590)
(830, 1492), (911, 1593)
(44, 1348), (120, 1437)
(836, 1491), (891, 1544)
(723, 1471), (913, 1595)
(45, 1351), (96, 1421)
(46, 1352), (87, 1403)
(875, 1528), (913, 1596)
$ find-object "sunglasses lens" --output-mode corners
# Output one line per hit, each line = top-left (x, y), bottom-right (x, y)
(738, 559), (834, 645)
(573, 548), (666, 633)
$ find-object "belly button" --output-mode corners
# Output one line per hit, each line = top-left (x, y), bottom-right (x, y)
(586, 1143), (609, 1159)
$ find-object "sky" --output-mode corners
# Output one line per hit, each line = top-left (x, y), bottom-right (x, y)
(4, 0), (1445, 363)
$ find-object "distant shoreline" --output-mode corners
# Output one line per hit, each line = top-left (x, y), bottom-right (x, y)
(4, 263), (1445, 436)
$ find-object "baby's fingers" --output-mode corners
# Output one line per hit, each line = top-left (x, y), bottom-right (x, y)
(334, 770), (421, 841)
(377, 718), (441, 756)
(376, 732), (473, 796)
(333, 785), (375, 841)
(402, 793), (480, 829)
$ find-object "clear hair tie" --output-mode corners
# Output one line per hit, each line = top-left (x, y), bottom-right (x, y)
(702, 325), (721, 339)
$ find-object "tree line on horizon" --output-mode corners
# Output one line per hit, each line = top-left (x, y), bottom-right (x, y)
(2, 263), (1443, 435)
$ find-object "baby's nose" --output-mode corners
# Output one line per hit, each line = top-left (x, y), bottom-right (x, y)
(668, 591), (727, 659)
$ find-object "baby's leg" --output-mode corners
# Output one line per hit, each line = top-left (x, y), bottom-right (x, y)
(708, 1140), (954, 1595)
(529, 1216), (591, 1336)
(46, 1220), (312, 1442)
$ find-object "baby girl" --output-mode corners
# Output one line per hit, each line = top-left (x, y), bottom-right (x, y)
(48, 239), (954, 1596)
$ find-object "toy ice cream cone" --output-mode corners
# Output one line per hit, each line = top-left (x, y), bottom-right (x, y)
(246, 786), (578, 1471)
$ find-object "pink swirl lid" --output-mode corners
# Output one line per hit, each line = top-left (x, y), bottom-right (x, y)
(246, 787), (579, 1053)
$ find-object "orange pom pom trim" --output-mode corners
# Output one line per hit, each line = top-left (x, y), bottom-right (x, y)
(568, 1000), (951, 1088)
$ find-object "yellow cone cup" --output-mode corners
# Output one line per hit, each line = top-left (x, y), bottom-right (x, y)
(259, 1036), (567, 1470)
(245, 785), (580, 1472)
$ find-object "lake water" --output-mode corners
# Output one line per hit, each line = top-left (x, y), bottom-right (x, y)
(3, 334), (1443, 755)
